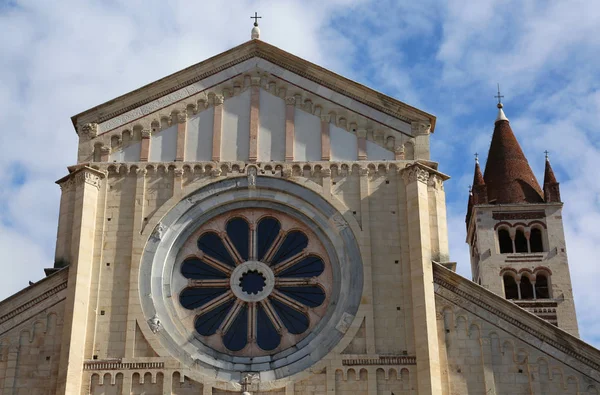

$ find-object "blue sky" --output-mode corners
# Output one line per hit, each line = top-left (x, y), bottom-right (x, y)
(1, 0), (599, 346)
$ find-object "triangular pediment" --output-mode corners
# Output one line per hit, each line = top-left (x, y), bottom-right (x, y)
(72, 40), (434, 135)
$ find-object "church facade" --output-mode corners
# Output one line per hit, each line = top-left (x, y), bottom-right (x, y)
(1, 30), (599, 395)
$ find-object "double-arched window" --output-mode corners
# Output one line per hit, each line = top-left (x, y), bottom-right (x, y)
(502, 270), (551, 300)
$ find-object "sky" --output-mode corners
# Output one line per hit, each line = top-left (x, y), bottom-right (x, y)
(0, 0), (599, 346)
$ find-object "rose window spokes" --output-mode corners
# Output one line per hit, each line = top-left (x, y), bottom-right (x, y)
(178, 211), (329, 354)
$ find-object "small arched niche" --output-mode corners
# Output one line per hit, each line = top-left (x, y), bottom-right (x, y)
(503, 274), (519, 299)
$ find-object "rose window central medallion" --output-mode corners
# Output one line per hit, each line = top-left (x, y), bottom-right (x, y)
(240, 270), (266, 294)
(174, 208), (332, 356)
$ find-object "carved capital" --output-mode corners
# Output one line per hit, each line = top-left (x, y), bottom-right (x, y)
(176, 110), (187, 124)
(402, 166), (430, 184)
(285, 96), (296, 106)
(141, 130), (151, 139)
(79, 123), (98, 138)
(411, 121), (431, 136)
(320, 168), (331, 177)
(73, 169), (103, 190)
(428, 174), (444, 190)
(356, 128), (367, 138)
(174, 168), (184, 177)
(320, 114), (331, 123)
(214, 95), (224, 105)
(100, 146), (111, 154)
(250, 76), (261, 86)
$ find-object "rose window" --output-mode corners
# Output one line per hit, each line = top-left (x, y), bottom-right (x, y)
(175, 208), (331, 355)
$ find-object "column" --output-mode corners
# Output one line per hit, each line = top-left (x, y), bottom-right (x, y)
(56, 167), (104, 394)
(140, 130), (151, 162)
(249, 77), (260, 162)
(175, 110), (187, 161)
(320, 114), (331, 161)
(401, 164), (443, 395)
(428, 174), (450, 262)
(285, 96), (295, 161)
(100, 146), (110, 162)
(357, 128), (367, 160)
(212, 95), (224, 161)
(411, 121), (431, 160)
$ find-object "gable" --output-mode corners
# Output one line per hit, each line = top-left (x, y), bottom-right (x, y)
(72, 40), (435, 134)
(73, 41), (436, 165)
(434, 264), (600, 394)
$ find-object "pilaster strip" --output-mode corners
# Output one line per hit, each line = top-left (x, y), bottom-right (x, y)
(285, 96), (295, 161)
(249, 79), (260, 162)
(212, 96), (224, 161)
(320, 115), (330, 161)
(175, 111), (187, 161)
(140, 130), (151, 162)
(357, 129), (367, 160)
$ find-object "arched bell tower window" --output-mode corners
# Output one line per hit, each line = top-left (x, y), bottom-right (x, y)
(535, 273), (550, 299)
(530, 227), (544, 253)
(520, 276), (534, 299)
(498, 229), (513, 254)
(503, 274), (519, 299)
(514, 229), (528, 253)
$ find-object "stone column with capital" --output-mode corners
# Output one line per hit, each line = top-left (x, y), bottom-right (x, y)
(411, 121), (431, 160)
(212, 95), (224, 161)
(401, 164), (443, 395)
(140, 130), (151, 162)
(320, 115), (331, 161)
(56, 167), (104, 394)
(285, 96), (295, 161)
(175, 110), (187, 161)
(249, 77), (261, 162)
(357, 128), (367, 160)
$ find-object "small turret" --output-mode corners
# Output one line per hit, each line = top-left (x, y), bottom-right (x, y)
(543, 153), (561, 202)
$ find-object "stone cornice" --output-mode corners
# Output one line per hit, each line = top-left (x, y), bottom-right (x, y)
(0, 267), (68, 332)
(56, 166), (107, 191)
(90, 160), (440, 179)
(71, 40), (435, 134)
(433, 263), (600, 379)
(400, 162), (450, 185)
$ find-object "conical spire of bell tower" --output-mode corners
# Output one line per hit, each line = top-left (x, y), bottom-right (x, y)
(543, 151), (561, 202)
(482, 94), (543, 204)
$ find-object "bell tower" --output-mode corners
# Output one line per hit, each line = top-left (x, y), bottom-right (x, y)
(466, 101), (579, 336)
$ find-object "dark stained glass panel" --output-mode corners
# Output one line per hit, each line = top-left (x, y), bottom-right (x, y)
(271, 299), (309, 334)
(278, 286), (326, 307)
(278, 256), (324, 278)
(256, 303), (281, 350)
(226, 217), (249, 261)
(195, 299), (234, 336)
(181, 258), (228, 279)
(257, 217), (281, 260)
(179, 287), (228, 310)
(223, 304), (248, 351)
(197, 232), (235, 266)
(271, 231), (308, 264)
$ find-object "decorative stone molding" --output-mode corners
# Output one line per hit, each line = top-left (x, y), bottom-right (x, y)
(0, 280), (67, 324)
(79, 123), (98, 138)
(428, 174), (444, 190)
(401, 166), (429, 184)
(141, 130), (151, 139)
(150, 224), (165, 242)
(214, 95), (224, 105)
(336, 312), (354, 334)
(176, 110), (187, 123)
(148, 315), (161, 334)
(285, 96), (296, 106)
(320, 114), (331, 123)
(411, 121), (431, 136)
(250, 76), (261, 86)
(356, 128), (367, 138)
(331, 213), (348, 230)
(173, 168), (184, 178)
(342, 356), (417, 366)
(83, 361), (164, 371)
